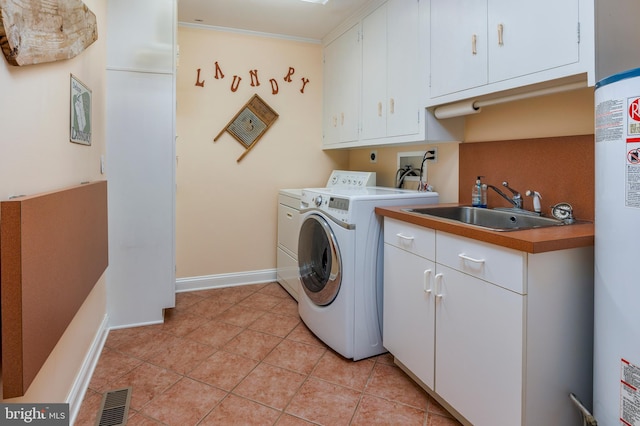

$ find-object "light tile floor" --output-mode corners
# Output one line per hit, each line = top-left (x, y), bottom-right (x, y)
(76, 282), (463, 426)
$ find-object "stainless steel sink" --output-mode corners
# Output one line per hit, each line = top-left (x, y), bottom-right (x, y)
(403, 206), (565, 231)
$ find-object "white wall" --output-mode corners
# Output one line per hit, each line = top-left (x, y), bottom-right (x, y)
(0, 0), (108, 410)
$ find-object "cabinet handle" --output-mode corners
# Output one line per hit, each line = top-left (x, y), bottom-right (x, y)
(332, 115), (337, 128)
(396, 233), (414, 241)
(377, 102), (383, 117)
(340, 112), (345, 126)
(423, 269), (432, 294)
(497, 23), (504, 46)
(458, 253), (485, 264)
(435, 273), (444, 299)
(389, 98), (395, 114)
(472, 34), (477, 55)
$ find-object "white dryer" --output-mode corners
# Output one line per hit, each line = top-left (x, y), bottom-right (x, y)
(297, 186), (439, 360)
(277, 189), (303, 300)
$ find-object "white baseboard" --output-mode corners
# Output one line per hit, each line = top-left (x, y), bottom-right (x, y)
(175, 269), (277, 293)
(68, 314), (110, 425)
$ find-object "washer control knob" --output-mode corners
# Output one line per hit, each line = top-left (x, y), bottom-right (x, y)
(314, 195), (323, 207)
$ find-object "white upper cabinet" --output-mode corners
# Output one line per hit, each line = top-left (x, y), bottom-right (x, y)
(323, 23), (361, 146)
(428, 0), (587, 105)
(429, 0), (488, 97)
(323, 0), (464, 149)
(488, 0), (579, 83)
(361, 0), (421, 141)
(361, 4), (388, 140)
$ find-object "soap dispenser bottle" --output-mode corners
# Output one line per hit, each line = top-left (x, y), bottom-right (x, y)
(472, 176), (487, 208)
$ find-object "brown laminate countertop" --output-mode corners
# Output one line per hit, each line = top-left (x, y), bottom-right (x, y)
(375, 204), (594, 254)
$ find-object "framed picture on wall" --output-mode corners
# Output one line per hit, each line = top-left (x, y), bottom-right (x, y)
(70, 74), (92, 145)
(214, 94), (279, 162)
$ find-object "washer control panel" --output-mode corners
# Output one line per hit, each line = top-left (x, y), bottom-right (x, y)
(301, 189), (352, 225)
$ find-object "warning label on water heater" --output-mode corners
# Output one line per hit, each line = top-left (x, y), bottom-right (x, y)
(626, 97), (640, 208)
(594, 96), (640, 208)
(621, 358), (640, 426)
(595, 98), (625, 143)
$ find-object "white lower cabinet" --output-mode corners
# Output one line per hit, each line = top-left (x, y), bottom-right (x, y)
(434, 264), (523, 425)
(383, 243), (436, 389)
(383, 218), (593, 426)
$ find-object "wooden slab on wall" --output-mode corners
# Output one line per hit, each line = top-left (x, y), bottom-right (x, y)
(0, 0), (98, 66)
(0, 180), (108, 398)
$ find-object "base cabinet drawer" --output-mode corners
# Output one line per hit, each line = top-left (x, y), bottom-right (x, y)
(384, 217), (436, 259)
(436, 231), (525, 294)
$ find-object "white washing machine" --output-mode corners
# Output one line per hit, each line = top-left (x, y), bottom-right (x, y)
(276, 171), (377, 300)
(297, 186), (439, 360)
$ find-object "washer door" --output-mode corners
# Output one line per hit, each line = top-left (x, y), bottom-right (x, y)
(298, 214), (342, 306)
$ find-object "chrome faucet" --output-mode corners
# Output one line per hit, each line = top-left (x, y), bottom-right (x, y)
(486, 181), (522, 209)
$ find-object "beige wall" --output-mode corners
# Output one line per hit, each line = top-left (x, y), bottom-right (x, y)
(176, 27), (348, 278)
(0, 0), (108, 403)
(350, 87), (595, 202)
(464, 87), (595, 142)
(175, 27), (595, 278)
(348, 142), (460, 203)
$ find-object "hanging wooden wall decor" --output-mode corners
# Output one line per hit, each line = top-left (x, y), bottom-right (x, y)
(214, 94), (279, 162)
(0, 0), (98, 66)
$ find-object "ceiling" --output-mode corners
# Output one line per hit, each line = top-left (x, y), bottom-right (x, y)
(177, 0), (373, 41)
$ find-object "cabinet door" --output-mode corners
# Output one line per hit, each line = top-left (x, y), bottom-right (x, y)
(386, 0), (421, 138)
(361, 4), (387, 140)
(383, 244), (436, 389)
(488, 0), (579, 83)
(323, 36), (339, 145)
(361, 0), (421, 141)
(107, 71), (176, 325)
(429, 0), (487, 98)
(323, 24), (360, 145)
(435, 265), (524, 426)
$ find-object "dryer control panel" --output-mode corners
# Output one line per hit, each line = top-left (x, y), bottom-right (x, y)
(326, 170), (376, 188)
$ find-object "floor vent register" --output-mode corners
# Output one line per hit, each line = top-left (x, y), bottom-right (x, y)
(95, 387), (132, 426)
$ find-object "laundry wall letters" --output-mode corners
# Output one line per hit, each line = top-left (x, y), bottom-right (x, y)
(194, 61), (310, 94)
